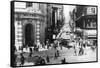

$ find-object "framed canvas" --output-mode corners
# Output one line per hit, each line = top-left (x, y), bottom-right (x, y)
(10, 0), (98, 67)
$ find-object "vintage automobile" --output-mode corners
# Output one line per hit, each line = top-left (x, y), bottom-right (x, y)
(32, 55), (46, 65)
(59, 39), (73, 49)
(59, 31), (75, 49)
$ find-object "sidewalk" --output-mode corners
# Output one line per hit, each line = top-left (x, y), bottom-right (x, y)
(16, 46), (97, 66)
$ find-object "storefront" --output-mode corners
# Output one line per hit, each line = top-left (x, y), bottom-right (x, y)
(75, 6), (97, 45)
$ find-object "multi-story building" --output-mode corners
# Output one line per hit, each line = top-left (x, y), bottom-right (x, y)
(45, 4), (63, 42)
(74, 6), (97, 44)
(14, 2), (47, 50)
(14, 2), (63, 51)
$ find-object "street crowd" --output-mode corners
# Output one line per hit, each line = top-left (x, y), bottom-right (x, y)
(13, 34), (97, 66)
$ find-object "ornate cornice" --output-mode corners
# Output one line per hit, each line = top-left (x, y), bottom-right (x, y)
(15, 11), (46, 21)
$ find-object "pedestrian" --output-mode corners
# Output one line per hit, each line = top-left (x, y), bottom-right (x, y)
(54, 52), (57, 59)
(42, 42), (45, 49)
(60, 45), (62, 50)
(21, 46), (24, 52)
(54, 40), (58, 49)
(40, 58), (45, 65)
(57, 50), (60, 57)
(29, 47), (33, 57)
(73, 45), (77, 56)
(34, 42), (37, 51)
(46, 55), (50, 63)
(36, 46), (39, 51)
(61, 58), (66, 64)
(13, 53), (17, 66)
(26, 45), (28, 50)
(20, 53), (25, 66)
(30, 47), (32, 53)
(79, 46), (84, 56)
(59, 40), (62, 50)
(74, 40), (80, 56)
(46, 40), (50, 49)
(47, 43), (50, 49)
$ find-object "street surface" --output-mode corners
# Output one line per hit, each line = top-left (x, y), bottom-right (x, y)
(16, 45), (97, 66)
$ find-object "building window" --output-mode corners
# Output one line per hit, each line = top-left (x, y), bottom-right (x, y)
(91, 8), (95, 14)
(32, 3), (39, 10)
(85, 19), (96, 28)
(87, 7), (96, 15)
(26, 2), (32, 7)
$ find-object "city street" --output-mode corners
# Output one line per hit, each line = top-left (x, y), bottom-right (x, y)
(16, 45), (97, 66)
(12, 2), (97, 67)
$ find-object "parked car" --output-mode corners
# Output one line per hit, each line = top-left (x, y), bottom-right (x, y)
(32, 55), (46, 65)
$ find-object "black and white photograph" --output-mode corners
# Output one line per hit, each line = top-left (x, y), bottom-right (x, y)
(11, 1), (98, 67)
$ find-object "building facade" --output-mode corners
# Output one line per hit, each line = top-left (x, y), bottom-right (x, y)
(74, 6), (97, 44)
(14, 2), (63, 51)
(14, 2), (47, 50)
(46, 4), (63, 42)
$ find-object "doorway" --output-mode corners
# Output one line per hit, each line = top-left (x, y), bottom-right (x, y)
(25, 24), (34, 46)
